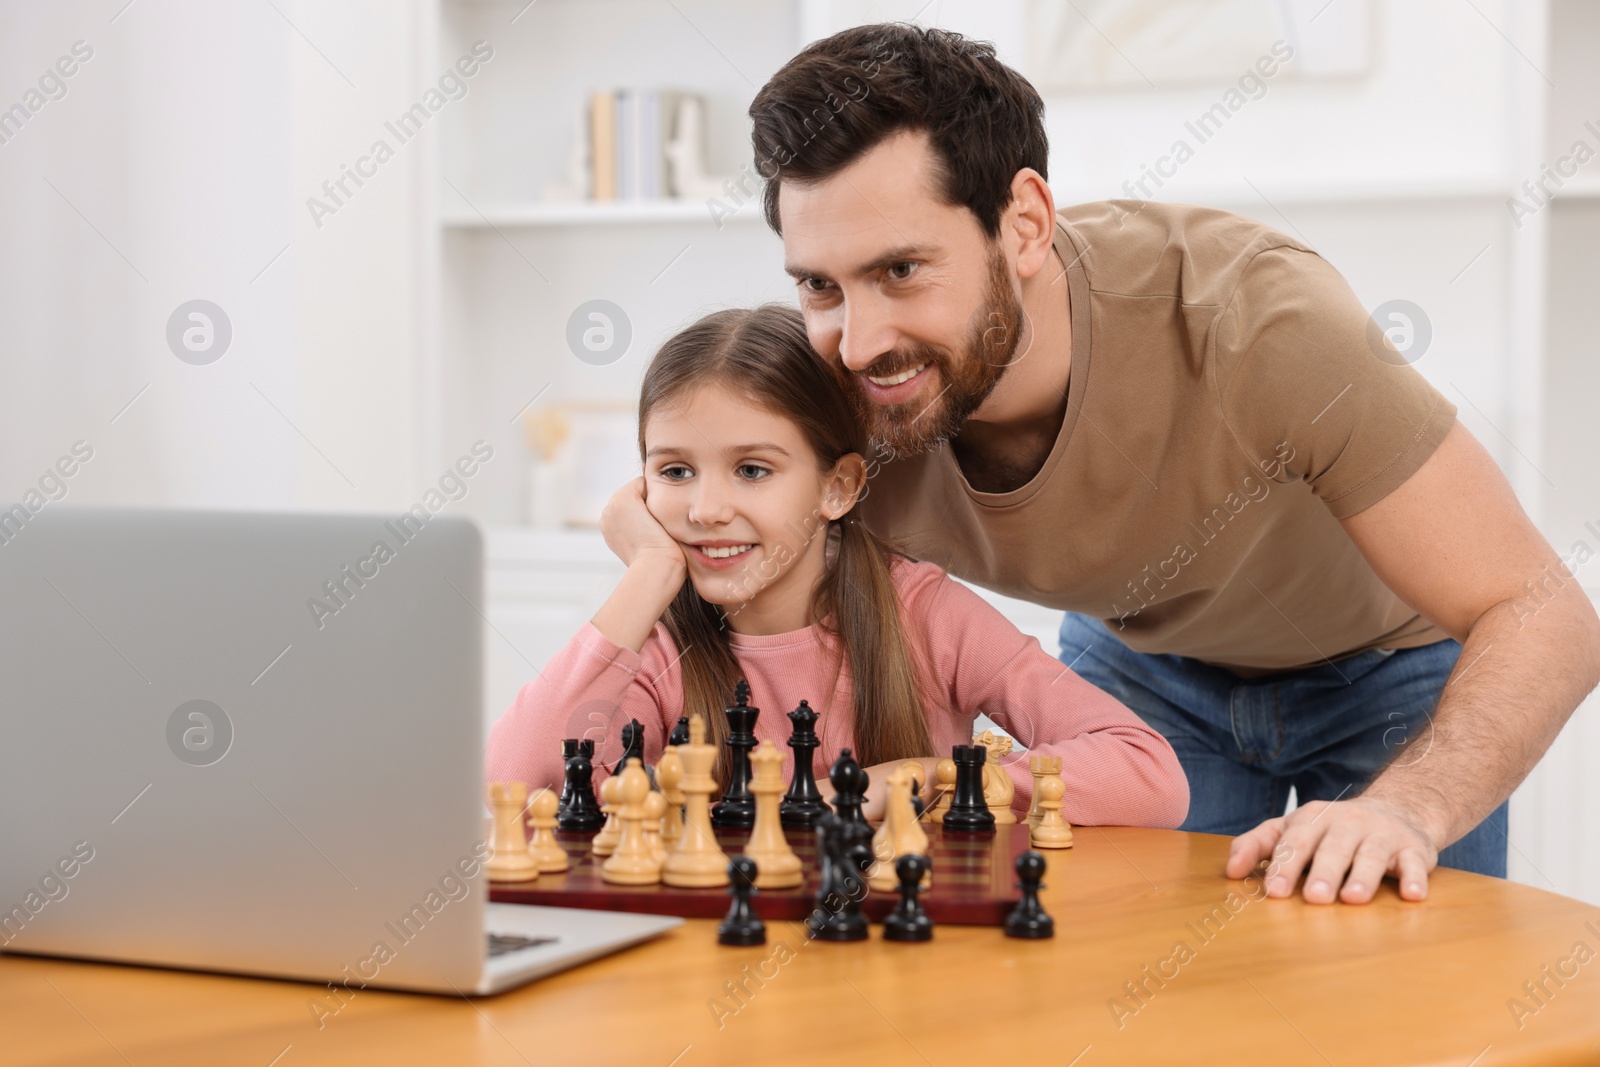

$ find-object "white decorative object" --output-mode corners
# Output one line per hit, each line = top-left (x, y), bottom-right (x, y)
(522, 407), (573, 529)
(563, 407), (640, 526)
(1023, 0), (1370, 91)
(526, 456), (572, 530)
(539, 104), (592, 203)
(664, 95), (728, 200)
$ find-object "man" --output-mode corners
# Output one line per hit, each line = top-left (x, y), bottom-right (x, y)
(745, 25), (1600, 903)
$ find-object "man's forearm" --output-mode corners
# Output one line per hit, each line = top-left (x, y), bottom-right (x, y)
(1364, 586), (1600, 850)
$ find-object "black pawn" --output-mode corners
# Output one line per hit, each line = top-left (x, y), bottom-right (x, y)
(780, 700), (829, 830)
(668, 715), (690, 747)
(718, 856), (766, 946)
(828, 748), (871, 831)
(942, 745), (997, 833)
(557, 739), (579, 817)
(882, 854), (934, 942)
(711, 680), (760, 829)
(1003, 851), (1055, 939)
(556, 742), (605, 832)
(611, 719), (645, 776)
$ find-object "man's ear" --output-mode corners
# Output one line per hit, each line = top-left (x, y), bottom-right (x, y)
(1005, 167), (1057, 281)
(822, 453), (869, 519)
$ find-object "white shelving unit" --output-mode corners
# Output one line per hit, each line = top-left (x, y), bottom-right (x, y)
(441, 199), (768, 227)
(1554, 179), (1600, 200)
(427, 0), (794, 537)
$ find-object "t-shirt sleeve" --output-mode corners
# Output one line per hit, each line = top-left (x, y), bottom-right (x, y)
(910, 568), (1190, 829)
(484, 622), (680, 795)
(1213, 245), (1457, 519)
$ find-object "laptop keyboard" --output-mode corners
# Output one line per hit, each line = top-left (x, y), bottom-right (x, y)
(487, 933), (559, 958)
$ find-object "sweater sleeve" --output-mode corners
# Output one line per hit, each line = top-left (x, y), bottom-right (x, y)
(484, 621), (681, 796)
(911, 568), (1190, 829)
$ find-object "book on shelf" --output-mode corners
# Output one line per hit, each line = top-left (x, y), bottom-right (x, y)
(589, 90), (616, 201)
(587, 87), (707, 203)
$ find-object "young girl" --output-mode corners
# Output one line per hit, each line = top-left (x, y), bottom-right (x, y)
(487, 305), (1188, 826)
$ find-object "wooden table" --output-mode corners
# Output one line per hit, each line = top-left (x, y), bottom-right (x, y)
(6, 828), (1600, 1066)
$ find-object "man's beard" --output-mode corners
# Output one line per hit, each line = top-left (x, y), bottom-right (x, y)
(845, 245), (1024, 459)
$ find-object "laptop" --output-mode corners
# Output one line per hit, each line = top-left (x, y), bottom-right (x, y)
(0, 507), (679, 995)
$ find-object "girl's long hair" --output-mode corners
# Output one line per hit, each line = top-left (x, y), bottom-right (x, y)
(638, 304), (935, 788)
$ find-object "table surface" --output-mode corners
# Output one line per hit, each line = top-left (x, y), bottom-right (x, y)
(5, 828), (1600, 1067)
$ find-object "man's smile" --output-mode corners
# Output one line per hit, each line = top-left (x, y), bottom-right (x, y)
(857, 362), (934, 405)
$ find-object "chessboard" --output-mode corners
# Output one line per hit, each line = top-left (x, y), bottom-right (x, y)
(489, 823), (1032, 926)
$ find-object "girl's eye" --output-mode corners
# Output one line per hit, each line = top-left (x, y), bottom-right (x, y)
(658, 463), (764, 481)
(888, 261), (917, 281)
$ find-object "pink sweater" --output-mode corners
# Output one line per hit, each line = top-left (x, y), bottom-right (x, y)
(486, 559), (1188, 827)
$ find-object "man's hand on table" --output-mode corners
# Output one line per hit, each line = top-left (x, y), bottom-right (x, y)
(1226, 426), (1600, 905)
(1225, 794), (1439, 904)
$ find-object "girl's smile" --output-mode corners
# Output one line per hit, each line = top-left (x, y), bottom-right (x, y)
(686, 540), (758, 567)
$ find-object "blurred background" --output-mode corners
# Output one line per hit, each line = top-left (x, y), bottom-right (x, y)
(1, 0), (1596, 901)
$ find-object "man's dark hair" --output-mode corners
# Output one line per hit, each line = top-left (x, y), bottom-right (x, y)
(748, 24), (1048, 238)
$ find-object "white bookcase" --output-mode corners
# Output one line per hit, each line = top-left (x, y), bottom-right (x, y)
(429, 0), (802, 725)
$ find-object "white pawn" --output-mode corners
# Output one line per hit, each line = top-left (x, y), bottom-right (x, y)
(601, 759), (662, 885)
(1031, 773), (1074, 849)
(657, 747), (686, 850)
(525, 787), (569, 873)
(592, 774), (623, 857)
(642, 791), (668, 868)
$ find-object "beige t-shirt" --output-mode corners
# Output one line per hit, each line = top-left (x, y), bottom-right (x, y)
(860, 201), (1455, 673)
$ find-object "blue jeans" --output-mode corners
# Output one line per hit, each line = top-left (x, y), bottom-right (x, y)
(1058, 612), (1508, 877)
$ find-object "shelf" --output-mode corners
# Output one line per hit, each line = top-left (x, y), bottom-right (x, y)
(1097, 177), (1515, 208)
(1554, 177), (1600, 200)
(440, 180), (1527, 229)
(441, 199), (767, 228)
(486, 525), (613, 565)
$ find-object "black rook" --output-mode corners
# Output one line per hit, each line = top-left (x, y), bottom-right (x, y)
(942, 744), (996, 833)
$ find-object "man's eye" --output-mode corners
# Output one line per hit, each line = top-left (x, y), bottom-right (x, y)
(801, 278), (832, 293)
(888, 261), (917, 280)
(736, 464), (771, 481)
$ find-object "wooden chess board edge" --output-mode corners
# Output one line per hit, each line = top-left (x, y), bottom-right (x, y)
(490, 824), (1032, 927)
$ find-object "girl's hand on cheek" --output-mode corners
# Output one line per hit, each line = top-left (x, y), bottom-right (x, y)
(600, 477), (687, 580)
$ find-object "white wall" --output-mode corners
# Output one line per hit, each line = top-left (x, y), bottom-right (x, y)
(0, 1), (443, 515)
(0, 2), (299, 509)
